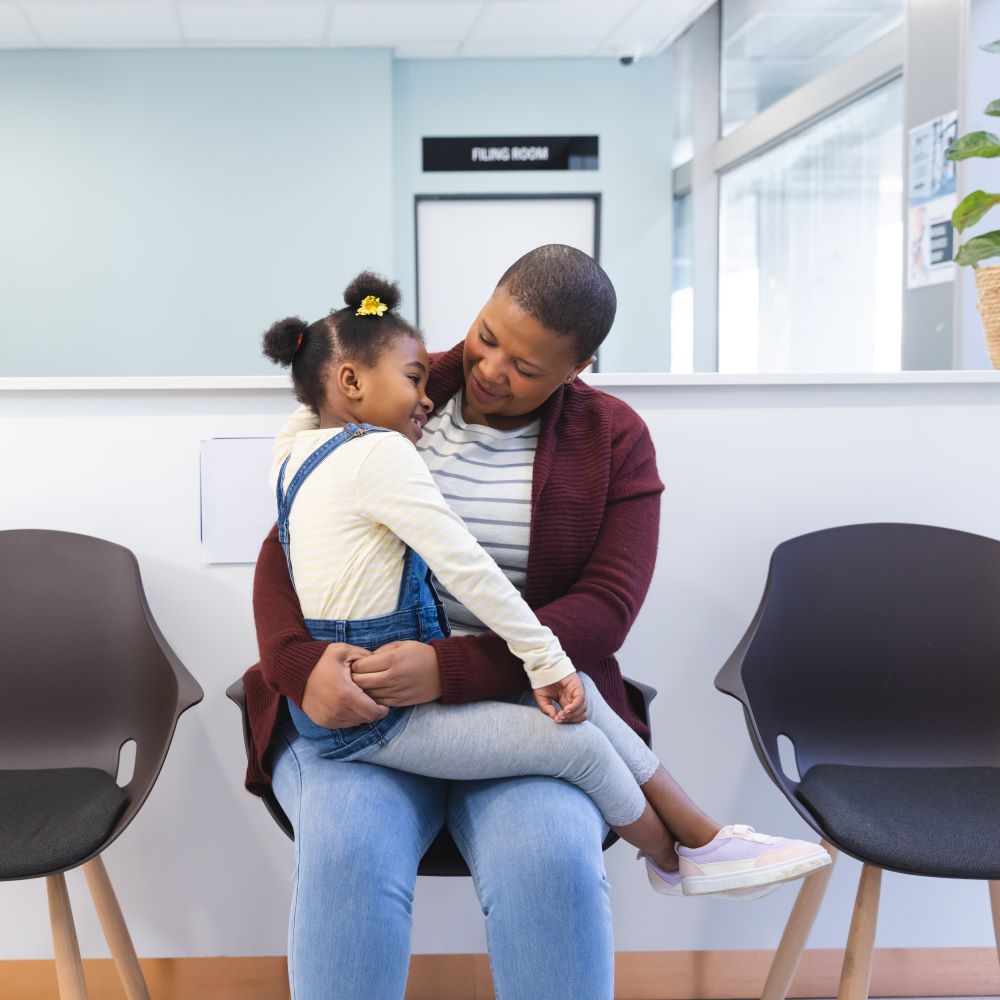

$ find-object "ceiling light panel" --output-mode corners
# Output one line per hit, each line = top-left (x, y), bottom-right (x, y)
(460, 38), (600, 58)
(0, 3), (39, 46)
(469, 1), (623, 42)
(600, 0), (685, 57)
(178, 3), (327, 43)
(27, 3), (180, 44)
(329, 2), (482, 45)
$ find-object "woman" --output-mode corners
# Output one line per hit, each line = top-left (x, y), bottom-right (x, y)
(245, 245), (665, 1000)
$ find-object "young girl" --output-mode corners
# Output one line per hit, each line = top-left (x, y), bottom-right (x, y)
(263, 271), (830, 899)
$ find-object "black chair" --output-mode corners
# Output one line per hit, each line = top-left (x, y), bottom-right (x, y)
(0, 529), (203, 1000)
(716, 523), (1000, 1000)
(228, 675), (656, 874)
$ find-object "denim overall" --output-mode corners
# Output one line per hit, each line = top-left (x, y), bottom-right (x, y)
(277, 422), (451, 760)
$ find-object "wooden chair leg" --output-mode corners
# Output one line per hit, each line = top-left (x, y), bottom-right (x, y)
(836, 863), (882, 1000)
(46, 873), (89, 1000)
(988, 881), (1000, 965)
(761, 841), (837, 1000)
(83, 856), (151, 1000)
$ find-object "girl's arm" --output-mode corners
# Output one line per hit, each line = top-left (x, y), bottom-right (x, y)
(356, 434), (575, 690)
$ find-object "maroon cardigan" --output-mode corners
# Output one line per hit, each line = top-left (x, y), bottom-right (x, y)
(243, 342), (665, 795)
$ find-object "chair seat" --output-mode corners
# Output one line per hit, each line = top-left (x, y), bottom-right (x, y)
(0, 768), (127, 879)
(797, 764), (1000, 879)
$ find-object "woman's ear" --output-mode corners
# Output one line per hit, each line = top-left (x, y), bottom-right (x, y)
(337, 362), (364, 399)
(567, 356), (596, 382)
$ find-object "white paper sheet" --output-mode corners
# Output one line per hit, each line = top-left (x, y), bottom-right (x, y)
(199, 437), (276, 564)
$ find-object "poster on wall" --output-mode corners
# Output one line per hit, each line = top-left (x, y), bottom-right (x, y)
(907, 110), (959, 289)
(200, 437), (276, 564)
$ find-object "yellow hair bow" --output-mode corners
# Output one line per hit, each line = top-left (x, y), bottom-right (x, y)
(356, 295), (388, 317)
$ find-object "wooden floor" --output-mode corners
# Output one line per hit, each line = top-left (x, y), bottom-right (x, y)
(3, 954), (1000, 1000)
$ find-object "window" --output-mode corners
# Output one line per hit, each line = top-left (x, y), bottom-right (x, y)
(717, 79), (903, 373)
(673, 27), (695, 168)
(671, 193), (694, 372)
(721, 0), (903, 135)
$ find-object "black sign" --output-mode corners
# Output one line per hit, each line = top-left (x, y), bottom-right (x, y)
(423, 136), (598, 172)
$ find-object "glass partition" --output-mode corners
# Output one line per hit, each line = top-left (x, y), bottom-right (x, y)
(721, 0), (903, 136)
(718, 78), (903, 373)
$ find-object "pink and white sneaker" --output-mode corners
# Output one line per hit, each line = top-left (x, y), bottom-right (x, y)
(638, 850), (684, 896)
(677, 824), (831, 896)
(639, 849), (781, 900)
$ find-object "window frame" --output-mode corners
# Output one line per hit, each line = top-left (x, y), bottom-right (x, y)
(671, 2), (904, 371)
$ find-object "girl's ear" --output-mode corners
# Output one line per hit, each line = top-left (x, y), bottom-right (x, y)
(337, 362), (363, 399)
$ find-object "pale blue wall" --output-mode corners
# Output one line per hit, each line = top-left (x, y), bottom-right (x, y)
(1, 49), (671, 375)
(392, 55), (673, 372)
(0, 49), (394, 376)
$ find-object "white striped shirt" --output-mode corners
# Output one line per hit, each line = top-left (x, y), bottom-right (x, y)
(415, 392), (539, 634)
(270, 405), (570, 688)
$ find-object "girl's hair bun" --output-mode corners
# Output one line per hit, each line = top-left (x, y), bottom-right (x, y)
(343, 271), (401, 314)
(262, 316), (309, 367)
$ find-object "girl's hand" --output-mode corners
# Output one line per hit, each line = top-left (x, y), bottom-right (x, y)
(351, 640), (443, 706)
(533, 672), (588, 724)
(301, 643), (387, 728)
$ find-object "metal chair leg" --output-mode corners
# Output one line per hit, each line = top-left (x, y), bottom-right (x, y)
(46, 873), (88, 1000)
(836, 863), (882, 1000)
(83, 856), (151, 1000)
(761, 841), (837, 1000)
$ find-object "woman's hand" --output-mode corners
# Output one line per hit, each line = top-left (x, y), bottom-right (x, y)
(351, 640), (443, 706)
(533, 672), (588, 724)
(300, 643), (388, 728)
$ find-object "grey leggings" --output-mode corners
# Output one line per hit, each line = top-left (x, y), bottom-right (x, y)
(356, 673), (659, 827)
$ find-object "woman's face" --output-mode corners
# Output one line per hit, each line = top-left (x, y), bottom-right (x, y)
(461, 287), (595, 429)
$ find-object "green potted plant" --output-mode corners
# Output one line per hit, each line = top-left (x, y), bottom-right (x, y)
(946, 37), (1000, 368)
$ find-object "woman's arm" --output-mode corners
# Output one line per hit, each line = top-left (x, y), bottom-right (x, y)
(431, 420), (663, 705)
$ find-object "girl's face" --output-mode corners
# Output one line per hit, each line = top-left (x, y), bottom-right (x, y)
(329, 335), (433, 444)
(461, 287), (595, 430)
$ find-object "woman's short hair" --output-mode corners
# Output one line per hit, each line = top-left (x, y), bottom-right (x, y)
(495, 245), (617, 361)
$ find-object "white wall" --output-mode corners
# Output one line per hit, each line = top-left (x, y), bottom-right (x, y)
(1, 379), (1000, 960)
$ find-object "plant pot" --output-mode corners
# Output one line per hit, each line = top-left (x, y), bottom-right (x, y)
(974, 264), (1000, 369)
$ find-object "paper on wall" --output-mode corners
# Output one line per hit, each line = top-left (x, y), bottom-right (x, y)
(907, 111), (959, 289)
(200, 437), (276, 564)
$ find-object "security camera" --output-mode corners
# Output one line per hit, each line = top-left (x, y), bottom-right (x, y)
(619, 55), (635, 66)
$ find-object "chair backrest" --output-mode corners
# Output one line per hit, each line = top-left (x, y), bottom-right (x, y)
(717, 523), (1000, 796)
(0, 529), (202, 781)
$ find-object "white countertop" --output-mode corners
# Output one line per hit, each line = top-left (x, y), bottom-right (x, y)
(2, 370), (1000, 391)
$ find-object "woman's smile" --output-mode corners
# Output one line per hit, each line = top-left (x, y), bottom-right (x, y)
(470, 373), (505, 403)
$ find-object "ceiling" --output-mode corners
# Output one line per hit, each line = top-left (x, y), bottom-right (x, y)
(0, 0), (708, 56)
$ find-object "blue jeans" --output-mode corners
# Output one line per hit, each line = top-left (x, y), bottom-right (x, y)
(269, 714), (614, 1000)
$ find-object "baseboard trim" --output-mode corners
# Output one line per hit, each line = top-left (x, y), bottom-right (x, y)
(2, 948), (998, 999)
